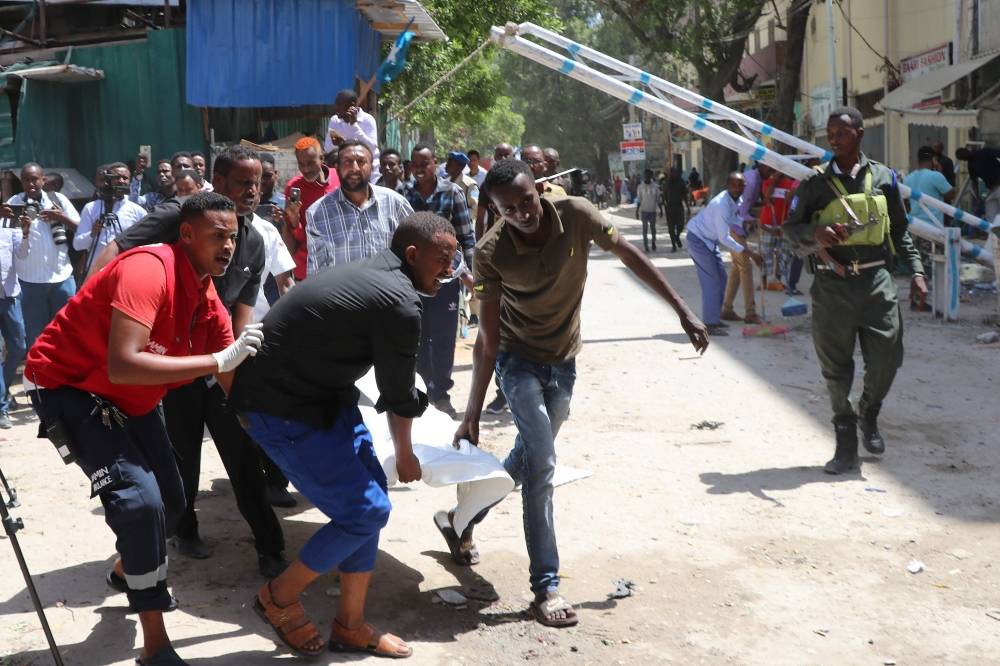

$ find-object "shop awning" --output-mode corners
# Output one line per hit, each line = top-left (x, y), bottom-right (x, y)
(355, 0), (447, 41)
(0, 63), (103, 83)
(878, 55), (997, 111)
(891, 108), (979, 129)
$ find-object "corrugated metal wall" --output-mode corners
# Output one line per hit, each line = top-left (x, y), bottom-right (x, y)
(13, 29), (205, 176)
(0, 94), (15, 169)
(185, 0), (381, 108)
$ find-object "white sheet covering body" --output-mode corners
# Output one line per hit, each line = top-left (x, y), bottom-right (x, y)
(355, 370), (514, 535)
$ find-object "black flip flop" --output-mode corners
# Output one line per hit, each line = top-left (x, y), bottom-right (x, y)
(433, 511), (479, 566)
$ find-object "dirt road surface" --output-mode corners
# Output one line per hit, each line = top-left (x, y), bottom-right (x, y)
(2, 207), (999, 665)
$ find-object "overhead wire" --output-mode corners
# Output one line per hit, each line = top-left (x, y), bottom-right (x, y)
(833, 0), (900, 78)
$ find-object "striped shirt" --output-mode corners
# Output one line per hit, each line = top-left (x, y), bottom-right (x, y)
(404, 177), (476, 268)
(305, 184), (413, 276)
(6, 191), (79, 284)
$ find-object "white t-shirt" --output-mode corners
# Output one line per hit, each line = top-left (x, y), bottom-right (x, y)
(324, 108), (381, 180)
(250, 215), (296, 322)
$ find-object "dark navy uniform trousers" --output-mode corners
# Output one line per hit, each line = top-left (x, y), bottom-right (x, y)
(31, 387), (182, 612)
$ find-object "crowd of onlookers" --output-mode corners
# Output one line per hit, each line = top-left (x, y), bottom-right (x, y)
(0, 87), (580, 432)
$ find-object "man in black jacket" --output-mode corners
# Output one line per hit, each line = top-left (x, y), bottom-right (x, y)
(232, 212), (456, 659)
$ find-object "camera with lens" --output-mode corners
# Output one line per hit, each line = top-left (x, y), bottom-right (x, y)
(24, 196), (68, 245)
(38, 195), (69, 246)
(97, 170), (130, 204)
(569, 168), (592, 197)
(22, 198), (40, 222)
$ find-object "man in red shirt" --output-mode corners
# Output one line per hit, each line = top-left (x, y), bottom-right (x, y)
(282, 137), (340, 280)
(758, 173), (800, 292)
(24, 192), (265, 666)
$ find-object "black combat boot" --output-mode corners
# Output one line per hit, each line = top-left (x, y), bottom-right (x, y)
(858, 404), (885, 455)
(824, 420), (860, 475)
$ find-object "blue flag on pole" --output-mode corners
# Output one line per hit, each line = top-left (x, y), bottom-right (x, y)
(377, 26), (415, 85)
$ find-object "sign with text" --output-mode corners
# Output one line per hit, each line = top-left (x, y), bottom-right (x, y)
(622, 122), (643, 140)
(620, 139), (646, 161)
(900, 43), (952, 83)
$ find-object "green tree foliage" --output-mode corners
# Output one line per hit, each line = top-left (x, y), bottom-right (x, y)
(381, 0), (557, 129)
(598, 0), (768, 190)
(501, 0), (644, 178)
(432, 95), (526, 157)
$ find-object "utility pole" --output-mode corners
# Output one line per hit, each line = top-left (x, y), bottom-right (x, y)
(825, 0), (838, 109)
(883, 0), (891, 163)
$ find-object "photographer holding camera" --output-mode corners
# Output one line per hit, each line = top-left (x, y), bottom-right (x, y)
(76, 163), (147, 276)
(2, 162), (79, 350)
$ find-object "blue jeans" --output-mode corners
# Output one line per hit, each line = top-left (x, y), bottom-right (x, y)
(20, 277), (75, 352)
(0, 295), (26, 413)
(686, 233), (727, 325)
(497, 351), (576, 595)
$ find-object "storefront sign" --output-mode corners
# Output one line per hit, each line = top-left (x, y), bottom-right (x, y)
(900, 44), (952, 83)
(620, 139), (646, 161)
(622, 122), (643, 140)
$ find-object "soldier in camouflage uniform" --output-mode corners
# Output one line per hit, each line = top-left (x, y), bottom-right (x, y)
(784, 107), (928, 474)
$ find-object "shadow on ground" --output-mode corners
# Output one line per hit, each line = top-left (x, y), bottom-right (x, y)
(604, 212), (999, 523)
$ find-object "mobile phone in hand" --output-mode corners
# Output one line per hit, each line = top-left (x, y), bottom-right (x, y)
(289, 187), (301, 204)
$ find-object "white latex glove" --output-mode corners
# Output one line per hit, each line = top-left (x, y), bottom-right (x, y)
(211, 323), (264, 372)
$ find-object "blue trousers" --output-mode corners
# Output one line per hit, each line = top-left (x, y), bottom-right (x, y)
(30, 387), (183, 612)
(417, 278), (460, 401)
(497, 351), (576, 595)
(20, 277), (75, 351)
(0, 294), (26, 413)
(640, 211), (657, 250)
(686, 233), (727, 326)
(240, 406), (389, 574)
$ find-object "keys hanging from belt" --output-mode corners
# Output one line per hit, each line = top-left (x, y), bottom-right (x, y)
(89, 395), (127, 430)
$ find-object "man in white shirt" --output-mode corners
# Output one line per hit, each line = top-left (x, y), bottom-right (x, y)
(685, 172), (762, 336)
(249, 215), (295, 323)
(468, 150), (487, 187)
(636, 169), (661, 252)
(324, 89), (381, 181)
(191, 151), (214, 191)
(75, 162), (147, 274)
(2, 163), (79, 349)
(0, 221), (26, 428)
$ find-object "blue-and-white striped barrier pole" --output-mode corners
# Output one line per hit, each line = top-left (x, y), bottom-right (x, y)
(508, 22), (995, 259)
(492, 22), (993, 267)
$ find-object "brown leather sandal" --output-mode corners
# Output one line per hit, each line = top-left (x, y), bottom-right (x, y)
(252, 582), (325, 658)
(328, 619), (413, 659)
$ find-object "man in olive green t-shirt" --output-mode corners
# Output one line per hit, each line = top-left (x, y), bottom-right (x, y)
(443, 159), (708, 629)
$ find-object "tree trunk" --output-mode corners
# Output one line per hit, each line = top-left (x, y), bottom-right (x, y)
(697, 71), (743, 194)
(766, 0), (811, 147)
